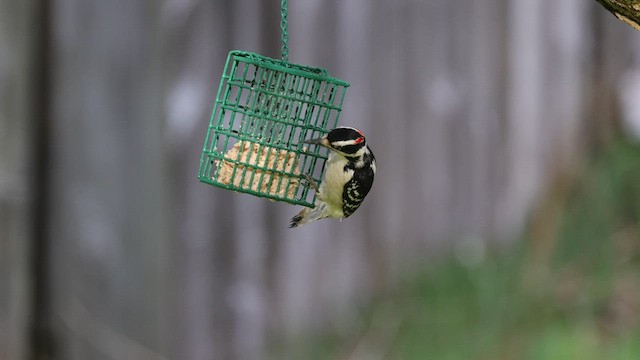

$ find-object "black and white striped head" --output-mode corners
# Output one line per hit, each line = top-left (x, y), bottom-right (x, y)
(306, 127), (367, 157)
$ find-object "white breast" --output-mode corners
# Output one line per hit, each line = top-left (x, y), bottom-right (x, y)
(319, 153), (353, 218)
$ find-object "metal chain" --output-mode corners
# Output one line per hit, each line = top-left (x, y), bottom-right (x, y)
(280, 0), (289, 62)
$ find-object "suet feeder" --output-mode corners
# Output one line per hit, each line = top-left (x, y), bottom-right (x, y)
(197, 1), (349, 208)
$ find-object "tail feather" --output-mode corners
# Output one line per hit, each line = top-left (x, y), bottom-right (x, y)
(289, 204), (327, 228)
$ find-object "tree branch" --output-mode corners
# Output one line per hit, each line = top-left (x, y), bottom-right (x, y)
(596, 0), (640, 31)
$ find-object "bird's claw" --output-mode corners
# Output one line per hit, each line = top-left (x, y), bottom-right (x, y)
(302, 174), (319, 191)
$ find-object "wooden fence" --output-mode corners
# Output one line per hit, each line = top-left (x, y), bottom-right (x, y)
(1, 0), (638, 359)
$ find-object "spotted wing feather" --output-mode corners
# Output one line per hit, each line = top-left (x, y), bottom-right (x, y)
(341, 165), (374, 218)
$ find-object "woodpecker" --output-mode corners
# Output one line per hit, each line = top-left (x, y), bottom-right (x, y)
(290, 127), (376, 227)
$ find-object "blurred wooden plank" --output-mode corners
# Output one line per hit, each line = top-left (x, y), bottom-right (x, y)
(47, 0), (173, 359)
(0, 0), (36, 359)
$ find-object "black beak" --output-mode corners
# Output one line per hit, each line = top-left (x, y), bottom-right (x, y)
(303, 137), (330, 147)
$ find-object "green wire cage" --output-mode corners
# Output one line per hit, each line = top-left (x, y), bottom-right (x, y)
(197, 50), (349, 207)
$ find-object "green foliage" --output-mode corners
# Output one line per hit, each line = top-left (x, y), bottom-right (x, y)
(275, 138), (640, 359)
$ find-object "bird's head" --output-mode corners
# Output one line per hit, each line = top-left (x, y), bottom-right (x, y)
(304, 127), (367, 157)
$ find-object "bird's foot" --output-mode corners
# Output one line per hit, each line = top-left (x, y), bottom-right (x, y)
(302, 174), (320, 191)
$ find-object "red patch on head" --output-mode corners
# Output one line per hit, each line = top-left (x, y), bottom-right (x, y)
(354, 136), (365, 144)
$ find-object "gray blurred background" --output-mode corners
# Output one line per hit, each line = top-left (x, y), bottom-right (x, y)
(2, 0), (640, 359)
